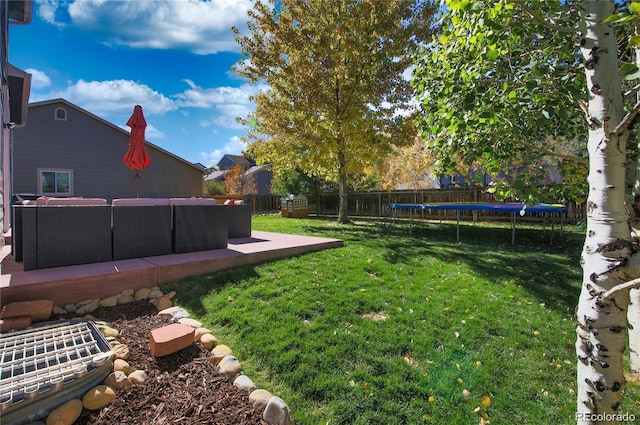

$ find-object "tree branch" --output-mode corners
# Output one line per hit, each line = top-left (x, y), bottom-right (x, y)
(602, 277), (640, 300)
(624, 83), (640, 98)
(613, 99), (640, 135)
(493, 116), (589, 164)
(512, 2), (577, 34)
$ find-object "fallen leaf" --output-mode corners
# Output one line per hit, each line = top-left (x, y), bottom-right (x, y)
(404, 356), (419, 367)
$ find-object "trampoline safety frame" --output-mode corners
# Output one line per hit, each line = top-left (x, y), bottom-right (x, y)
(381, 202), (567, 245)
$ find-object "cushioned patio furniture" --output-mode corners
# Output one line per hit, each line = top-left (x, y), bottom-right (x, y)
(19, 198), (112, 270)
(170, 198), (228, 253)
(12, 197), (103, 263)
(226, 202), (252, 239)
(11, 204), (25, 263)
(111, 198), (172, 260)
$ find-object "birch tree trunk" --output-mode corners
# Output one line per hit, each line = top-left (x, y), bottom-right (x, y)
(627, 22), (640, 377)
(627, 141), (640, 377)
(575, 2), (637, 423)
(630, 289), (640, 373)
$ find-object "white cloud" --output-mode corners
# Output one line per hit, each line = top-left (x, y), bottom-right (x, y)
(176, 80), (258, 107)
(58, 0), (251, 55)
(175, 80), (265, 130)
(207, 104), (250, 129)
(200, 135), (247, 167)
(117, 122), (166, 142)
(24, 68), (51, 89)
(35, 0), (63, 25)
(47, 79), (177, 116)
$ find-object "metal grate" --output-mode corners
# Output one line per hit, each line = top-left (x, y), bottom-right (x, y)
(0, 319), (113, 425)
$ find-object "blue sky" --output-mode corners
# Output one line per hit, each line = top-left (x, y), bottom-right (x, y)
(7, 0), (263, 167)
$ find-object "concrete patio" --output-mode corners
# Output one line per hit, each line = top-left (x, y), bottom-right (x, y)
(0, 230), (343, 306)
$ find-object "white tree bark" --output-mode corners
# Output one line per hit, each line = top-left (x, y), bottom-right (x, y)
(630, 289), (640, 373)
(627, 150), (640, 375)
(575, 2), (636, 424)
(629, 22), (640, 378)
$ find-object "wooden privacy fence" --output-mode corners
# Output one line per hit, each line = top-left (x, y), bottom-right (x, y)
(240, 189), (586, 222)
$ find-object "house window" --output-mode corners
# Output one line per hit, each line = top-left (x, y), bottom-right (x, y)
(39, 169), (72, 195)
(55, 107), (67, 121)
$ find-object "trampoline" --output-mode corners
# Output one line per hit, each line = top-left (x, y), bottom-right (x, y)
(382, 202), (567, 244)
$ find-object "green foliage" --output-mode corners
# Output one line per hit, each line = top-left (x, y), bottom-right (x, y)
(269, 166), (326, 196)
(233, 0), (438, 221)
(412, 0), (588, 203)
(163, 215), (640, 425)
(204, 180), (225, 195)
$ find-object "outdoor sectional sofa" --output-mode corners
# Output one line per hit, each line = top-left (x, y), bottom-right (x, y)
(14, 198), (112, 270)
(170, 198), (228, 254)
(112, 198), (173, 260)
(12, 197), (252, 270)
(226, 202), (252, 239)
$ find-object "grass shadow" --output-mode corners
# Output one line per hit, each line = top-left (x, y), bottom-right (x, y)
(400, 222), (582, 310)
(161, 265), (262, 317)
(297, 216), (584, 311)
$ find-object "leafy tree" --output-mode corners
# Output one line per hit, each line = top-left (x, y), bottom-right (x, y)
(377, 136), (439, 190)
(233, 0), (437, 223)
(413, 0), (587, 203)
(224, 163), (257, 195)
(268, 166), (325, 196)
(413, 1), (640, 423)
(204, 179), (225, 196)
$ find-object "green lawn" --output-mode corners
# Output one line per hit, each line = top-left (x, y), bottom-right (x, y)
(162, 215), (640, 425)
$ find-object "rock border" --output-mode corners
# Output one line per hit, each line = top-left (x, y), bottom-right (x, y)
(0, 289), (295, 425)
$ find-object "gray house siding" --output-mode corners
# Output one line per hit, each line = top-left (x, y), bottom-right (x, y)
(256, 170), (273, 195)
(12, 99), (204, 201)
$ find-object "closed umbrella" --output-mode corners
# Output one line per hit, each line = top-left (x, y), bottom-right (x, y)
(123, 105), (151, 197)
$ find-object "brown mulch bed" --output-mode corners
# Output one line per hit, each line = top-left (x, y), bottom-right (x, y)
(62, 301), (266, 425)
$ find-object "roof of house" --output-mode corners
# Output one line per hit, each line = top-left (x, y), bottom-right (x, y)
(27, 98), (205, 174)
(217, 154), (256, 169)
(245, 165), (271, 176)
(204, 170), (225, 181)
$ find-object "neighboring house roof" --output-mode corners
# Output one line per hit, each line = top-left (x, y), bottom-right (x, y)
(204, 163), (272, 195)
(245, 165), (267, 176)
(204, 170), (225, 182)
(27, 98), (205, 174)
(217, 154), (256, 170)
(193, 162), (208, 170)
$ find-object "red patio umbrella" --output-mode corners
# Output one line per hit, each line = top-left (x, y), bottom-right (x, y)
(123, 105), (151, 197)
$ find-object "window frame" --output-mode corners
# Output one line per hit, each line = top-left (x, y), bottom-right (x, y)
(54, 107), (67, 121)
(38, 169), (73, 196)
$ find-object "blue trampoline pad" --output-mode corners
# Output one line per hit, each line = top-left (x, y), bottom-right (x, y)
(388, 202), (566, 214)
